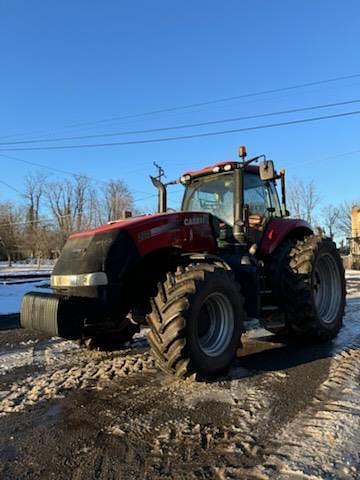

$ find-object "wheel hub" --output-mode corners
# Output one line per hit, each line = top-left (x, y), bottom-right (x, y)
(314, 253), (342, 324)
(198, 292), (235, 357)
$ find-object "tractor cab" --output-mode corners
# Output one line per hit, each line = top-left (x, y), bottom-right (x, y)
(151, 146), (288, 251)
(181, 161), (282, 232)
(150, 148), (291, 317)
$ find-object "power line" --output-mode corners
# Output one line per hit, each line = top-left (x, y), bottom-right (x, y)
(0, 160), (172, 208)
(3, 97), (358, 183)
(1, 109), (360, 152)
(290, 148), (360, 169)
(0, 179), (25, 196)
(1, 98), (359, 146)
(131, 189), (182, 203)
(1, 72), (360, 143)
(0, 153), (85, 177)
(60, 73), (360, 129)
(0, 153), (154, 197)
(0, 152), (150, 191)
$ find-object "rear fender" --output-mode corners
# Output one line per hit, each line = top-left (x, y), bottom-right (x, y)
(259, 218), (313, 257)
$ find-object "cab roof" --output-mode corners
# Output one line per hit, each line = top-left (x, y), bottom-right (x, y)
(182, 161), (259, 179)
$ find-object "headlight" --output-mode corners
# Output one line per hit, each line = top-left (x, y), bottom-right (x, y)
(51, 272), (108, 287)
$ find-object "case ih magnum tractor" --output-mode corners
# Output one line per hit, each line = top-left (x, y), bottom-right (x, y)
(21, 147), (346, 379)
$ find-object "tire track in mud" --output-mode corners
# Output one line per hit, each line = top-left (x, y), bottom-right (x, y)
(1, 342), (357, 480)
(0, 337), (359, 479)
(217, 290), (360, 479)
(222, 345), (360, 480)
(138, 360), (331, 479)
(75, 373), (273, 479)
(2, 328), (359, 477)
(0, 338), (157, 415)
(133, 299), (360, 479)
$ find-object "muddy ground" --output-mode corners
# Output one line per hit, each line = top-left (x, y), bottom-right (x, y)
(0, 273), (359, 479)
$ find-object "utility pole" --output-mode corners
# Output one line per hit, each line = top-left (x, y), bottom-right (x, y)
(153, 161), (165, 183)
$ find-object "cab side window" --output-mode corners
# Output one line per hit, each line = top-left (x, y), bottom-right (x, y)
(244, 174), (268, 216)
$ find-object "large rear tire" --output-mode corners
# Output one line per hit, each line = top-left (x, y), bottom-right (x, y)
(268, 235), (346, 341)
(147, 262), (245, 379)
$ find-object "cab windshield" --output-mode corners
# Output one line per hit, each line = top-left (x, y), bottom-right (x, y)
(182, 172), (281, 225)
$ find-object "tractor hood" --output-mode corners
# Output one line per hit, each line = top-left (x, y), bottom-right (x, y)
(68, 213), (170, 239)
(52, 227), (139, 282)
(52, 212), (217, 284)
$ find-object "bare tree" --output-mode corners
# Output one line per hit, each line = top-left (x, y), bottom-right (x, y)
(30, 224), (59, 267)
(45, 176), (93, 248)
(320, 204), (340, 238)
(0, 202), (21, 266)
(24, 172), (46, 224)
(95, 179), (134, 224)
(287, 178), (321, 225)
(83, 184), (100, 228)
(46, 178), (73, 242)
(73, 176), (94, 231)
(23, 172), (47, 258)
(0, 173), (136, 262)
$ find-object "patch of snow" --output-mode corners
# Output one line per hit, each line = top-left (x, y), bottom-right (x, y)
(256, 347), (360, 479)
(0, 349), (35, 373)
(345, 269), (360, 278)
(0, 281), (51, 314)
(0, 260), (54, 268)
(0, 261), (54, 277)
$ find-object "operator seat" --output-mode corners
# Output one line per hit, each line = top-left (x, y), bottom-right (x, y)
(248, 214), (264, 229)
(247, 213), (267, 245)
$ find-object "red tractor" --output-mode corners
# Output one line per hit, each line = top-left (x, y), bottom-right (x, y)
(21, 147), (346, 379)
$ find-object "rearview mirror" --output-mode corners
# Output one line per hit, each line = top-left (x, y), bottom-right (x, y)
(259, 160), (276, 181)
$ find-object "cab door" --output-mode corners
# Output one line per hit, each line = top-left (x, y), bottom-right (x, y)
(244, 173), (281, 244)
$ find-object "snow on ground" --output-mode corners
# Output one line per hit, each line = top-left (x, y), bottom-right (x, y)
(0, 261), (54, 277)
(345, 269), (360, 276)
(0, 261), (53, 314)
(0, 281), (51, 315)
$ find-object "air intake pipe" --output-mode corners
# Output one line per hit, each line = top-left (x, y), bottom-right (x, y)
(150, 176), (167, 213)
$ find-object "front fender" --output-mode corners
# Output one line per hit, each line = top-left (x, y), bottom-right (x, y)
(52, 211), (217, 297)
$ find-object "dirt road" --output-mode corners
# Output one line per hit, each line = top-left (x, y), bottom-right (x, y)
(0, 272), (359, 479)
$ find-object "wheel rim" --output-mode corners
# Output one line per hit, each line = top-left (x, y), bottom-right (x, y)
(313, 253), (342, 324)
(197, 292), (235, 357)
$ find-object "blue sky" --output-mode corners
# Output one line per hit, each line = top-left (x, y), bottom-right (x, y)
(0, 0), (359, 212)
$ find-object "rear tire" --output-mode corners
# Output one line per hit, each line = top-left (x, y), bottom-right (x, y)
(268, 235), (346, 342)
(147, 262), (245, 379)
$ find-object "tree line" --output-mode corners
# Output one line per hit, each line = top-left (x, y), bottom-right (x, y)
(287, 177), (357, 247)
(0, 173), (358, 266)
(0, 173), (135, 266)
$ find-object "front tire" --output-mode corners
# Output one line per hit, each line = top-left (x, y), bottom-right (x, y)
(147, 262), (245, 379)
(269, 235), (346, 341)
